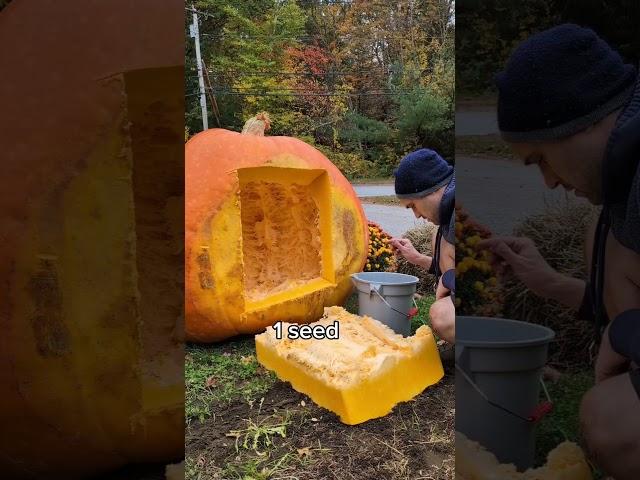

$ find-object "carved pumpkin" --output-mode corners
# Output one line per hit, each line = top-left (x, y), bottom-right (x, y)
(186, 113), (368, 342)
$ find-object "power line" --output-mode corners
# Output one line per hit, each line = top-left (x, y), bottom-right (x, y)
(188, 80), (403, 92)
(186, 1), (416, 19)
(194, 67), (424, 78)
(199, 32), (447, 41)
(186, 88), (416, 97)
(188, 76), (427, 92)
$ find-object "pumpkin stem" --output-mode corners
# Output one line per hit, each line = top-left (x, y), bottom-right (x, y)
(241, 112), (271, 136)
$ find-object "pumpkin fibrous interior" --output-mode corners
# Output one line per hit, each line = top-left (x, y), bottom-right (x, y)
(238, 166), (335, 309)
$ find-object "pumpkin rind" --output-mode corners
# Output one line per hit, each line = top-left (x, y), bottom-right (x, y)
(185, 124), (368, 342)
(0, 1), (184, 476)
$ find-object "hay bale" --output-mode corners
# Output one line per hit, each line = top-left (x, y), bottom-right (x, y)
(501, 200), (599, 369)
(395, 222), (438, 294)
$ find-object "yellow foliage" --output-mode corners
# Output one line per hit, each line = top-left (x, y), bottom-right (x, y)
(365, 221), (395, 272)
(456, 206), (502, 316)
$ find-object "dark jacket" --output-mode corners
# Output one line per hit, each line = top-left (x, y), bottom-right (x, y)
(597, 74), (640, 365)
(605, 74), (640, 254)
(430, 173), (455, 294)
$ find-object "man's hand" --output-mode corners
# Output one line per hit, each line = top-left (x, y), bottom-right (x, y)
(478, 236), (555, 290)
(429, 296), (455, 343)
(596, 324), (630, 384)
(390, 237), (431, 270)
(478, 236), (584, 308)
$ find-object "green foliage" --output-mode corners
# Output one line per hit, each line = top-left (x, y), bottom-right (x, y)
(186, 0), (455, 180)
(410, 295), (437, 335)
(396, 86), (454, 161)
(535, 371), (593, 467)
(227, 416), (291, 453)
(316, 147), (371, 180)
(340, 111), (392, 148)
(457, 0), (640, 95)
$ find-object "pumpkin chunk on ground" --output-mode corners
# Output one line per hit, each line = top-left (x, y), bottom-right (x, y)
(255, 306), (444, 425)
(455, 431), (592, 480)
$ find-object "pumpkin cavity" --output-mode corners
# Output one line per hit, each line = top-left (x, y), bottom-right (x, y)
(240, 180), (322, 301)
(238, 166), (335, 305)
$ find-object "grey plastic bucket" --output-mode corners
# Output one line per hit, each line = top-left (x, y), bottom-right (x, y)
(351, 272), (419, 337)
(456, 316), (555, 471)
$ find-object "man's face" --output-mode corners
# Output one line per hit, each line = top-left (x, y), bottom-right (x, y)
(509, 114), (617, 205)
(399, 189), (442, 224)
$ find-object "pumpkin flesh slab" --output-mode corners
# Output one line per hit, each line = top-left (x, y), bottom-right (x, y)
(255, 307), (444, 425)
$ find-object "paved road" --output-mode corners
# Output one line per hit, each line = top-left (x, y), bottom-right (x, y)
(456, 156), (582, 234)
(353, 184), (395, 197)
(361, 203), (423, 237)
(455, 109), (498, 136)
(352, 119), (587, 236)
(453, 106), (580, 233)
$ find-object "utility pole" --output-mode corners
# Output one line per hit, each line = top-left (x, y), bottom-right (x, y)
(190, 9), (208, 131)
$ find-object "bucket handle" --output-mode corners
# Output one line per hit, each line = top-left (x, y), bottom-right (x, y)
(369, 283), (419, 319)
(455, 361), (553, 423)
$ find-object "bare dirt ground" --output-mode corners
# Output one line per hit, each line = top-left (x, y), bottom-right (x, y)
(186, 366), (455, 480)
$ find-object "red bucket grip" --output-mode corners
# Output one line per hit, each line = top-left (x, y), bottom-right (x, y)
(528, 401), (553, 422)
(407, 307), (419, 319)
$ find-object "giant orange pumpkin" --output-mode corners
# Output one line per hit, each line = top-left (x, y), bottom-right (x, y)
(1, 1), (183, 478)
(186, 114), (369, 342)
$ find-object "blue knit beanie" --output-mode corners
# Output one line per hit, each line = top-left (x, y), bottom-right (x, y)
(394, 149), (453, 199)
(496, 24), (637, 142)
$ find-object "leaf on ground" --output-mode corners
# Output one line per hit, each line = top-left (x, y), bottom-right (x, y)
(300, 400), (306, 407)
(297, 447), (312, 457)
(205, 376), (217, 388)
(240, 355), (255, 365)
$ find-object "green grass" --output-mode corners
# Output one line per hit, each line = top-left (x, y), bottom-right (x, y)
(186, 292), (436, 424)
(535, 370), (593, 466)
(185, 338), (277, 423)
(457, 93), (497, 106)
(359, 195), (400, 206)
(410, 295), (437, 334)
(227, 414), (291, 453)
(456, 134), (515, 160)
(222, 452), (298, 480)
(350, 177), (394, 184)
(344, 292), (359, 314)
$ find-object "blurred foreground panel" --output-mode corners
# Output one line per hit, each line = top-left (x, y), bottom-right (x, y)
(0, 1), (184, 478)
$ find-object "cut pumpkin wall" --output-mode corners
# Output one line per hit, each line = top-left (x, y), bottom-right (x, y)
(1, 1), (184, 477)
(1, 66), (184, 480)
(185, 115), (369, 342)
